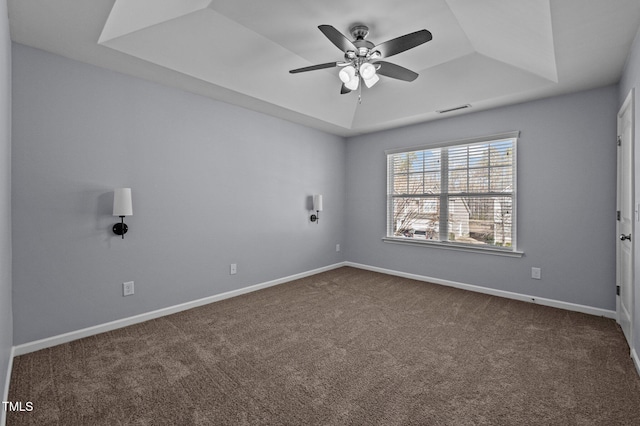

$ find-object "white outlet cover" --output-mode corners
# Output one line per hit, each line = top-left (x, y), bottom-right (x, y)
(531, 268), (541, 280)
(123, 281), (134, 296)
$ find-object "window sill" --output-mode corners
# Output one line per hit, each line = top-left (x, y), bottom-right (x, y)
(382, 237), (524, 258)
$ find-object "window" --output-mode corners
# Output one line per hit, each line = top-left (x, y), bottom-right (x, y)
(385, 132), (519, 254)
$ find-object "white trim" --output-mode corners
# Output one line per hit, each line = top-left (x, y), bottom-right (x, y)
(13, 263), (346, 356)
(384, 131), (520, 155)
(632, 348), (640, 377)
(10, 260), (619, 355)
(1, 347), (15, 426)
(382, 237), (524, 257)
(8, 261), (632, 393)
(345, 262), (617, 319)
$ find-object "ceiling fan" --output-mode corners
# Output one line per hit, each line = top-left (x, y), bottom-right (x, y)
(289, 24), (432, 95)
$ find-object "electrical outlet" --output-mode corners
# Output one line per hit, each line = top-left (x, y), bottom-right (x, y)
(230, 263), (237, 275)
(123, 281), (134, 296)
(336, 244), (341, 252)
(531, 267), (541, 280)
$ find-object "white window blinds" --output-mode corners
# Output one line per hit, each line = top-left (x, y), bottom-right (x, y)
(386, 132), (518, 252)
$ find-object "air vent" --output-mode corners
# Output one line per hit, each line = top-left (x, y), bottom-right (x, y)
(437, 104), (471, 114)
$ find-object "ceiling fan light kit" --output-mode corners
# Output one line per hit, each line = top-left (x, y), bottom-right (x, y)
(339, 65), (357, 85)
(290, 24), (432, 99)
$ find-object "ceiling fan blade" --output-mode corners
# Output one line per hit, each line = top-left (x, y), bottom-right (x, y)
(289, 62), (339, 74)
(318, 25), (357, 52)
(374, 61), (419, 82)
(340, 84), (352, 94)
(375, 29), (432, 58)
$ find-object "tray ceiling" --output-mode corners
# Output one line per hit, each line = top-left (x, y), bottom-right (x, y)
(8, 0), (640, 136)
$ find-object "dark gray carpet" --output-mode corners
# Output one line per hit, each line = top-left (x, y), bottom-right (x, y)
(8, 267), (640, 425)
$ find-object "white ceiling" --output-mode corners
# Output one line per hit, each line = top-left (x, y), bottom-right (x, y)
(8, 0), (640, 136)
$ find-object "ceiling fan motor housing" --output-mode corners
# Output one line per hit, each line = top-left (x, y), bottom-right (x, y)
(346, 41), (378, 64)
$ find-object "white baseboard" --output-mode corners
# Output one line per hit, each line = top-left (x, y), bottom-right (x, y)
(12, 261), (618, 357)
(345, 262), (617, 319)
(13, 263), (346, 356)
(1, 346), (15, 426)
(4, 260), (636, 421)
(5, 260), (634, 411)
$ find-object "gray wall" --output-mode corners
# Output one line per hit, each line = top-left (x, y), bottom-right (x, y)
(345, 86), (618, 310)
(9, 39), (626, 347)
(620, 25), (640, 363)
(0, 0), (12, 402)
(11, 43), (346, 345)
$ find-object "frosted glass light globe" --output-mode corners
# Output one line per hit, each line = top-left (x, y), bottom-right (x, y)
(360, 63), (376, 80)
(339, 66), (356, 83)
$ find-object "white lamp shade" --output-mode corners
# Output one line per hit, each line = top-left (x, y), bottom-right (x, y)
(360, 62), (376, 80)
(345, 77), (359, 91)
(363, 73), (380, 88)
(339, 66), (356, 83)
(113, 188), (133, 216)
(360, 63), (379, 88)
(313, 194), (323, 212)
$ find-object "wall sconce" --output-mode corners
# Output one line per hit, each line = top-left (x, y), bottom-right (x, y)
(113, 188), (133, 239)
(310, 194), (323, 224)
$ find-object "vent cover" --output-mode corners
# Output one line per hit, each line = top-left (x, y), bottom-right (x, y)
(437, 104), (471, 114)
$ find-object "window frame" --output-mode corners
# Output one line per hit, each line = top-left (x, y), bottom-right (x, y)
(384, 131), (523, 257)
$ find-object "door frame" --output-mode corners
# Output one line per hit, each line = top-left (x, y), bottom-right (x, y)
(617, 88), (635, 351)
